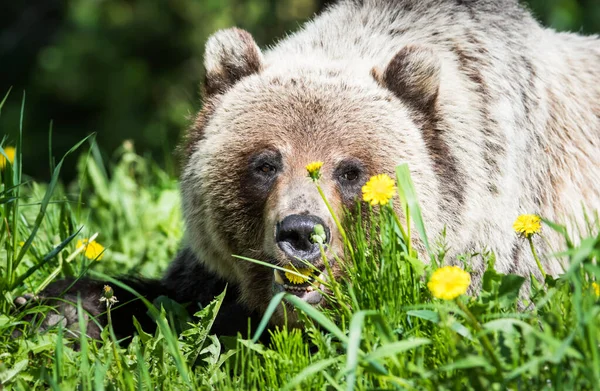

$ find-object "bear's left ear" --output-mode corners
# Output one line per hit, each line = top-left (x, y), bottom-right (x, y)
(203, 28), (264, 96)
(372, 45), (441, 113)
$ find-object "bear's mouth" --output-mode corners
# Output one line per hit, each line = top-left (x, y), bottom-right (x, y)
(272, 268), (325, 305)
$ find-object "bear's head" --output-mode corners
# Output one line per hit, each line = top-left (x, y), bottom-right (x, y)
(180, 28), (445, 324)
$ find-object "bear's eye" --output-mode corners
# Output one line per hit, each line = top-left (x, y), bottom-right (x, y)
(340, 169), (359, 182)
(334, 159), (366, 206)
(257, 162), (277, 175)
(249, 150), (281, 182)
(334, 159), (365, 189)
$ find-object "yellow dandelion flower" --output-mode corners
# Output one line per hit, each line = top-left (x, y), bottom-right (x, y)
(306, 161), (324, 180)
(0, 146), (16, 170)
(284, 265), (313, 285)
(427, 266), (471, 300)
(593, 282), (600, 297)
(513, 214), (542, 238)
(76, 239), (105, 260)
(362, 174), (396, 206)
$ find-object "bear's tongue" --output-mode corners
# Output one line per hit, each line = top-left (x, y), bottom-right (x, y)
(292, 289), (323, 305)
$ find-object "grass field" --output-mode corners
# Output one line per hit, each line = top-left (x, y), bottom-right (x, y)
(1, 96), (600, 390)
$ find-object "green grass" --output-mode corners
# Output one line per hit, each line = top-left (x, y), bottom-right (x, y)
(1, 97), (600, 390)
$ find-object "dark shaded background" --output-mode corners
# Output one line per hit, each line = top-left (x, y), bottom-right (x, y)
(1, 0), (599, 181)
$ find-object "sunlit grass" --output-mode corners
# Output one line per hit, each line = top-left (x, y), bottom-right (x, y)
(1, 97), (599, 390)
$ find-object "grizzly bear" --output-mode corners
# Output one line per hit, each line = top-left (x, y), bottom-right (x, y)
(18, 0), (600, 338)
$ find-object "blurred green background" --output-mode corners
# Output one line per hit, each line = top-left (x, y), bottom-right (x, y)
(1, 0), (599, 181)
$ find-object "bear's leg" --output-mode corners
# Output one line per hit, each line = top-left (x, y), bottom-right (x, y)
(13, 277), (169, 340)
(14, 248), (263, 341)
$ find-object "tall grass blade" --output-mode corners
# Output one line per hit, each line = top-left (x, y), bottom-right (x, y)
(0, 87), (12, 113)
(252, 291), (286, 343)
(12, 134), (94, 276)
(77, 298), (91, 391)
(285, 295), (348, 344)
(282, 357), (340, 391)
(365, 338), (431, 361)
(395, 164), (432, 257)
(345, 310), (376, 391)
(11, 227), (82, 290)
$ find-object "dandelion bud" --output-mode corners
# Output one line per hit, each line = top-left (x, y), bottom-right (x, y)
(102, 285), (114, 300)
(311, 224), (327, 245)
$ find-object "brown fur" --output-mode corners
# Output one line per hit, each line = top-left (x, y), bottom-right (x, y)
(177, 0), (599, 324)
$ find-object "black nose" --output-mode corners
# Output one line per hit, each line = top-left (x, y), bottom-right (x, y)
(276, 214), (330, 263)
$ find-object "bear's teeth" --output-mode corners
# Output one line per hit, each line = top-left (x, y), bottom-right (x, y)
(287, 285), (312, 292)
(273, 269), (285, 285)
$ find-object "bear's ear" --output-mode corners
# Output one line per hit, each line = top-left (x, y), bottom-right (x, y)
(373, 45), (441, 113)
(203, 28), (264, 96)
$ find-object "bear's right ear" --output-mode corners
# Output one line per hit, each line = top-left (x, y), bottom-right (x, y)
(203, 28), (264, 96)
(372, 45), (441, 113)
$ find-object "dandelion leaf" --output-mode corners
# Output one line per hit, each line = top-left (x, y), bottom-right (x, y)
(152, 295), (192, 334)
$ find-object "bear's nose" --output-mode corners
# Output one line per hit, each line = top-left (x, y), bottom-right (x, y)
(276, 214), (330, 263)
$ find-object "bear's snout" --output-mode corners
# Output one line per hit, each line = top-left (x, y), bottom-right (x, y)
(275, 214), (330, 265)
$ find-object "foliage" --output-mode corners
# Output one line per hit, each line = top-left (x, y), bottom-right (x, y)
(0, 93), (182, 304)
(1, 104), (600, 389)
(0, 0), (321, 181)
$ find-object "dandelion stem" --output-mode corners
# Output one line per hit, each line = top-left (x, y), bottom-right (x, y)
(456, 299), (504, 377)
(106, 302), (123, 373)
(527, 236), (546, 279)
(316, 183), (354, 259)
(317, 243), (351, 319)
